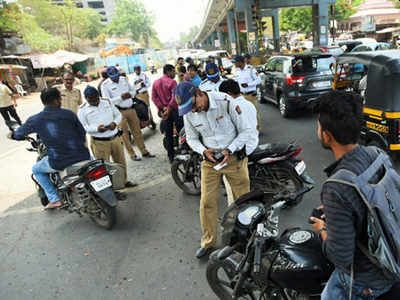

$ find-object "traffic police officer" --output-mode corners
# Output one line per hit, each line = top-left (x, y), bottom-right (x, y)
(101, 66), (155, 161)
(219, 79), (259, 205)
(233, 55), (262, 129)
(131, 65), (156, 129)
(78, 86), (136, 188)
(176, 81), (258, 258)
(59, 72), (82, 114)
(199, 63), (225, 92)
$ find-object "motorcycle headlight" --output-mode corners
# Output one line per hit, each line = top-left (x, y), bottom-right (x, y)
(237, 204), (264, 227)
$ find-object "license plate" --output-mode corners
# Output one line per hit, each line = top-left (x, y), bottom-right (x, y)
(295, 161), (306, 175)
(312, 81), (331, 88)
(90, 175), (112, 192)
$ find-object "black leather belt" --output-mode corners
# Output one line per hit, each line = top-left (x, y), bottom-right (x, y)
(92, 133), (119, 141)
(244, 91), (257, 96)
(116, 106), (130, 111)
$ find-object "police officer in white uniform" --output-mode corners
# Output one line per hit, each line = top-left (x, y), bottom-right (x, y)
(78, 86), (135, 188)
(131, 65), (156, 129)
(175, 81), (258, 258)
(101, 66), (154, 161)
(219, 79), (259, 205)
(233, 55), (262, 129)
(199, 63), (225, 92)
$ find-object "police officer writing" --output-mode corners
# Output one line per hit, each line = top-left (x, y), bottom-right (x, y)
(101, 66), (155, 161)
(131, 65), (156, 129)
(175, 81), (258, 258)
(233, 55), (262, 130)
(78, 86), (136, 189)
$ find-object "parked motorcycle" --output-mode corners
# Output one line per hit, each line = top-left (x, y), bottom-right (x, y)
(25, 135), (122, 230)
(170, 128), (314, 198)
(206, 189), (400, 300)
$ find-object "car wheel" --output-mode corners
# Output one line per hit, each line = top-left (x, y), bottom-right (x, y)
(279, 95), (291, 118)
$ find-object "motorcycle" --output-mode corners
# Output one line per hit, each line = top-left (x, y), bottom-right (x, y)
(206, 189), (400, 300)
(170, 128), (314, 198)
(25, 134), (122, 230)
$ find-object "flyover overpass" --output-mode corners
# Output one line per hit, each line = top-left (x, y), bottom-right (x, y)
(193, 0), (336, 54)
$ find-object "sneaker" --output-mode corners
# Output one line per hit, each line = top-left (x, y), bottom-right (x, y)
(131, 155), (142, 161)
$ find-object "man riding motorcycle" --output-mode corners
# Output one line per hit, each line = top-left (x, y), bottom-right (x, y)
(8, 88), (91, 209)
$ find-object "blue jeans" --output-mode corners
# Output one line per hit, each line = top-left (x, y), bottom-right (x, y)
(32, 156), (59, 203)
(322, 269), (392, 300)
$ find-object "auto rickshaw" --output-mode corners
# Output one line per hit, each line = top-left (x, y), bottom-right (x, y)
(332, 50), (400, 155)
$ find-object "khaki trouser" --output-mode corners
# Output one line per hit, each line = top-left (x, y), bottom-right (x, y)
(244, 93), (261, 130)
(200, 156), (250, 248)
(119, 108), (148, 156)
(136, 91), (154, 122)
(90, 135), (127, 181)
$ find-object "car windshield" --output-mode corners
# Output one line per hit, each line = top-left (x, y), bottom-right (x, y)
(292, 57), (334, 74)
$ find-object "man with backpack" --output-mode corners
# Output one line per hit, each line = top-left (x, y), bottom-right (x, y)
(310, 91), (399, 299)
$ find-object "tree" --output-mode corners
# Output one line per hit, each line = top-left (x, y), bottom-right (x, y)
(16, 0), (104, 51)
(0, 3), (20, 32)
(333, 0), (363, 21)
(280, 7), (313, 34)
(107, 0), (158, 46)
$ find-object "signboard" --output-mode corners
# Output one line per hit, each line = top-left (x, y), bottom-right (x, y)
(361, 16), (376, 32)
(231, 43), (237, 55)
(215, 39), (220, 48)
(248, 32), (256, 41)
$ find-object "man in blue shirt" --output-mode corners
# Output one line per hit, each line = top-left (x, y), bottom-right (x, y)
(10, 88), (90, 209)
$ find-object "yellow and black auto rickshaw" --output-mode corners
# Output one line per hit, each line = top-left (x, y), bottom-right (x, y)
(333, 50), (400, 156)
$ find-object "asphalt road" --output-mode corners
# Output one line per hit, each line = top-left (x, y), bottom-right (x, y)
(1, 92), (395, 300)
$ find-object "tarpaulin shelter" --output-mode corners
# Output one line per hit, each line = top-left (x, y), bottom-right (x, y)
(29, 50), (89, 69)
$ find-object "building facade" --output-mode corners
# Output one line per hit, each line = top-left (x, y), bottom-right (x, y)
(51, 0), (116, 24)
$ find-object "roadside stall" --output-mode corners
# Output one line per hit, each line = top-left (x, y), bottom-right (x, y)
(29, 50), (90, 90)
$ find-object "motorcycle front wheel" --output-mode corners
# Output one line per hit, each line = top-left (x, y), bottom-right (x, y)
(171, 159), (201, 196)
(207, 258), (261, 300)
(90, 198), (116, 230)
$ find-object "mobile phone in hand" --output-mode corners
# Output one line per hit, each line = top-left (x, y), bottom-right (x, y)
(309, 208), (325, 224)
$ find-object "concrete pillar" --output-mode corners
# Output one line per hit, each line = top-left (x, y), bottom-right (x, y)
(244, 0), (258, 55)
(312, 1), (329, 47)
(227, 10), (238, 55)
(271, 9), (280, 52)
(217, 30), (223, 49)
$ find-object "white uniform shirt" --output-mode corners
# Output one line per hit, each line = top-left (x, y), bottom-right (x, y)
(78, 99), (122, 138)
(100, 76), (136, 108)
(235, 65), (261, 94)
(199, 77), (225, 92)
(130, 72), (150, 94)
(230, 95), (259, 155)
(184, 91), (258, 155)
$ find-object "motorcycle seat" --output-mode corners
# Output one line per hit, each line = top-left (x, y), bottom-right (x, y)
(248, 143), (295, 162)
(59, 160), (92, 178)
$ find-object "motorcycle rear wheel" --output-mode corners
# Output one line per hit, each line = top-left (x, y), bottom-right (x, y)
(171, 159), (201, 196)
(90, 199), (116, 230)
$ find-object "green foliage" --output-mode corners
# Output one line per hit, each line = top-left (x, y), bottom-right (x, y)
(280, 7), (313, 34)
(2, 0), (104, 52)
(0, 3), (20, 32)
(18, 13), (66, 52)
(334, 0), (363, 21)
(389, 0), (400, 8)
(107, 0), (158, 45)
